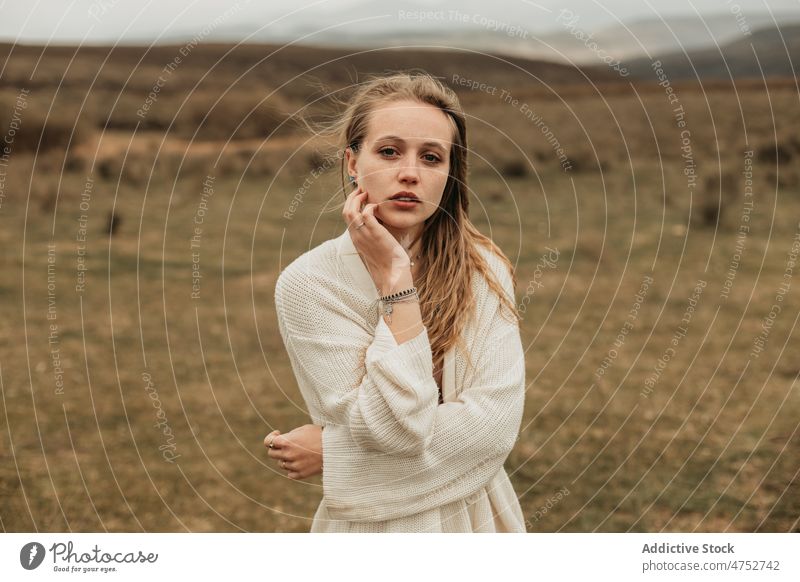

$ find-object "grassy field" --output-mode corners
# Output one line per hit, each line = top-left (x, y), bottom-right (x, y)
(1, 43), (799, 532)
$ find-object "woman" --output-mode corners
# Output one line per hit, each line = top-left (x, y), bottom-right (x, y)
(266, 73), (527, 532)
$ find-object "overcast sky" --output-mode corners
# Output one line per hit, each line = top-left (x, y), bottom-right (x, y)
(1, 0), (797, 45)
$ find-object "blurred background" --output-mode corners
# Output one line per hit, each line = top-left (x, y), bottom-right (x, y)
(1, 0), (798, 532)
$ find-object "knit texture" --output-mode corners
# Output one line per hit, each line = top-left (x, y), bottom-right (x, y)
(274, 227), (527, 532)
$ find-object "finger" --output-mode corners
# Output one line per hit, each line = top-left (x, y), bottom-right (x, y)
(373, 206), (385, 226)
(361, 202), (377, 220)
(263, 430), (280, 448)
(287, 471), (301, 480)
(360, 203), (381, 229)
(344, 189), (368, 228)
(342, 185), (363, 218)
(357, 189), (368, 212)
(267, 448), (287, 461)
(346, 211), (367, 232)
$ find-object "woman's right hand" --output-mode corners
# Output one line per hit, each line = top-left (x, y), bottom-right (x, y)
(343, 185), (413, 293)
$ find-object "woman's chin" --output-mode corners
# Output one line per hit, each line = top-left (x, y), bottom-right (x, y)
(376, 215), (425, 231)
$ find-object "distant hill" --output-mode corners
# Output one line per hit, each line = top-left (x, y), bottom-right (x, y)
(0, 41), (620, 142)
(0, 41), (616, 96)
(193, 10), (800, 66)
(544, 12), (800, 63)
(623, 23), (800, 80)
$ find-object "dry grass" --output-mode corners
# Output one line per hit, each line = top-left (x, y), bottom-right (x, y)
(0, 44), (798, 532)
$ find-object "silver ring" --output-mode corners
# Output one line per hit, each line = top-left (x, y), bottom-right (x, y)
(280, 460), (286, 469)
(268, 441), (274, 449)
(355, 221), (366, 230)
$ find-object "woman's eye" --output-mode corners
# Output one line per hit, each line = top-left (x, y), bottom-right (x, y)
(378, 148), (439, 163)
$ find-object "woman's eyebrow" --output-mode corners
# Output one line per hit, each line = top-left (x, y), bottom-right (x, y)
(375, 135), (447, 152)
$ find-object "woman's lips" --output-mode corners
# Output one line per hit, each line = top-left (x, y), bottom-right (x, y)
(388, 198), (422, 209)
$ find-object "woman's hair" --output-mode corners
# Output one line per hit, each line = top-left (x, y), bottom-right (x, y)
(304, 72), (520, 374)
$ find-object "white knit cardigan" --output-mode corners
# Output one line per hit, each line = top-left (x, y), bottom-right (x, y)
(274, 227), (527, 532)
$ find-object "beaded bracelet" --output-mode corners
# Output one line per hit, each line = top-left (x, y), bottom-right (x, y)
(378, 286), (419, 325)
(379, 285), (418, 302)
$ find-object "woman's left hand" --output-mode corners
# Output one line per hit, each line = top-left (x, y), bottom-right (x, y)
(264, 424), (323, 480)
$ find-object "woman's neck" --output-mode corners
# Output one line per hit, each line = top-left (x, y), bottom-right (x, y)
(383, 223), (423, 252)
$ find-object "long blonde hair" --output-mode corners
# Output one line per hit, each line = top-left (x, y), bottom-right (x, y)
(305, 72), (519, 380)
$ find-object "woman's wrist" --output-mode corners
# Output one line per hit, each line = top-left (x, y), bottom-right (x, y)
(374, 265), (413, 295)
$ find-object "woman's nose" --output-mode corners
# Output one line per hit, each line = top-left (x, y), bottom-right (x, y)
(397, 163), (420, 183)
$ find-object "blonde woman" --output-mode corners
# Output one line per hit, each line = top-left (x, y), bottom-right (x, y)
(265, 73), (527, 532)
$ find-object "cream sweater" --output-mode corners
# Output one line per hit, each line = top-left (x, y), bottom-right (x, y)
(274, 227), (527, 532)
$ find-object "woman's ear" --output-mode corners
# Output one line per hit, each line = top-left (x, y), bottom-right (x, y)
(345, 146), (359, 184)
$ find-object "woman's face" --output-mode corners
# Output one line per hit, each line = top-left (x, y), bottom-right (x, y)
(347, 99), (453, 232)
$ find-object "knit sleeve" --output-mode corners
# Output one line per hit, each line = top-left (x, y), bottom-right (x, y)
(364, 317), (399, 364)
(274, 264), (439, 456)
(320, 279), (526, 522)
